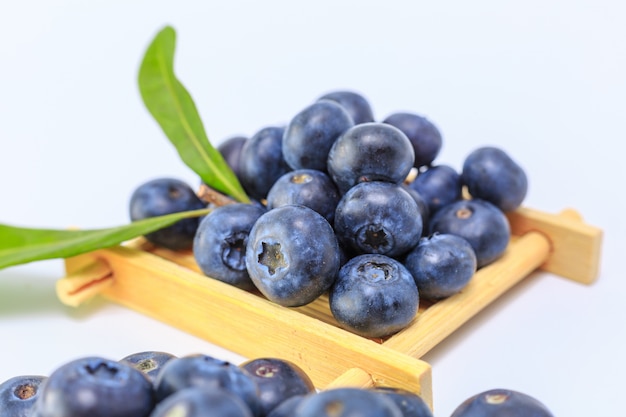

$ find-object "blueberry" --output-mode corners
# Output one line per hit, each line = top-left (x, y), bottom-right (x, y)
(193, 203), (267, 290)
(334, 181), (422, 258)
(327, 122), (415, 194)
(317, 90), (375, 125)
(382, 112), (443, 168)
(403, 233), (477, 300)
(218, 135), (248, 182)
(153, 354), (261, 416)
(266, 169), (340, 223)
(129, 178), (206, 250)
(238, 126), (292, 201)
(372, 387), (433, 417)
(119, 351), (177, 384)
(294, 387), (403, 417)
(246, 205), (341, 307)
(150, 387), (253, 417)
(239, 358), (315, 416)
(407, 164), (462, 214)
(31, 356), (155, 417)
(329, 253), (419, 338)
(450, 388), (554, 417)
(282, 100), (354, 171)
(0, 375), (47, 417)
(266, 394), (307, 417)
(462, 146), (528, 212)
(429, 199), (511, 268)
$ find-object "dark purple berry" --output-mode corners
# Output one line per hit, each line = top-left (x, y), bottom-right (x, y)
(383, 112), (442, 168)
(450, 388), (554, 417)
(462, 146), (528, 212)
(0, 375), (47, 417)
(129, 178), (206, 250)
(239, 358), (315, 416)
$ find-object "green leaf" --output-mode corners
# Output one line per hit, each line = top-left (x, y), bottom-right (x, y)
(0, 208), (211, 270)
(138, 25), (249, 203)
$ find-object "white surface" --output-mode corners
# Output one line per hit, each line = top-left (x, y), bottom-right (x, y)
(1, 1), (624, 415)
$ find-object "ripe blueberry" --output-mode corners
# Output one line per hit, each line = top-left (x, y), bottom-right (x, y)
(407, 164), (462, 214)
(246, 205), (341, 307)
(150, 387), (253, 417)
(218, 135), (248, 183)
(30, 356), (155, 417)
(238, 126), (292, 201)
(462, 146), (528, 212)
(294, 387), (403, 417)
(153, 354), (262, 416)
(372, 387), (433, 417)
(450, 388), (554, 417)
(239, 357), (315, 416)
(382, 112), (443, 168)
(0, 375), (47, 417)
(334, 181), (422, 258)
(429, 199), (511, 268)
(266, 169), (340, 224)
(327, 122), (415, 194)
(282, 100), (354, 171)
(119, 350), (177, 384)
(193, 203), (266, 290)
(129, 178), (206, 250)
(329, 254), (419, 338)
(403, 233), (477, 300)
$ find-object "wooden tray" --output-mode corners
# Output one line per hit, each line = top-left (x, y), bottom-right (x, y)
(57, 206), (602, 409)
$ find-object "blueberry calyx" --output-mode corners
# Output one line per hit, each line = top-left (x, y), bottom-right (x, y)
(222, 232), (248, 271)
(258, 242), (288, 276)
(14, 384), (36, 400)
(358, 261), (393, 282)
(357, 224), (395, 254)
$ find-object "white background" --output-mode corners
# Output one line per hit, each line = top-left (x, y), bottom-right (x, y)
(1, 1), (624, 415)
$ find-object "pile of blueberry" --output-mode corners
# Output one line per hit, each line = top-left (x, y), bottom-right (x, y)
(129, 90), (528, 339)
(0, 350), (553, 416)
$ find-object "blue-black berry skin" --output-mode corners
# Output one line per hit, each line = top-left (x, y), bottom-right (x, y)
(334, 181), (422, 258)
(150, 387), (253, 417)
(429, 199), (511, 268)
(282, 100), (354, 172)
(450, 388), (554, 417)
(266, 394), (306, 417)
(153, 354), (261, 417)
(119, 351), (177, 384)
(246, 205), (341, 307)
(462, 146), (528, 212)
(372, 387), (433, 417)
(403, 233), (477, 300)
(0, 375), (47, 417)
(30, 356), (155, 417)
(294, 387), (403, 417)
(238, 126), (292, 201)
(218, 135), (248, 182)
(401, 184), (430, 234)
(266, 169), (340, 223)
(129, 178), (206, 250)
(239, 358), (315, 416)
(317, 90), (375, 125)
(329, 254), (419, 338)
(327, 122), (415, 194)
(193, 203), (266, 290)
(407, 164), (462, 215)
(382, 112), (442, 168)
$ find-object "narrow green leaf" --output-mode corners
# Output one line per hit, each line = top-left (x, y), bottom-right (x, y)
(138, 26), (250, 203)
(0, 208), (211, 270)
